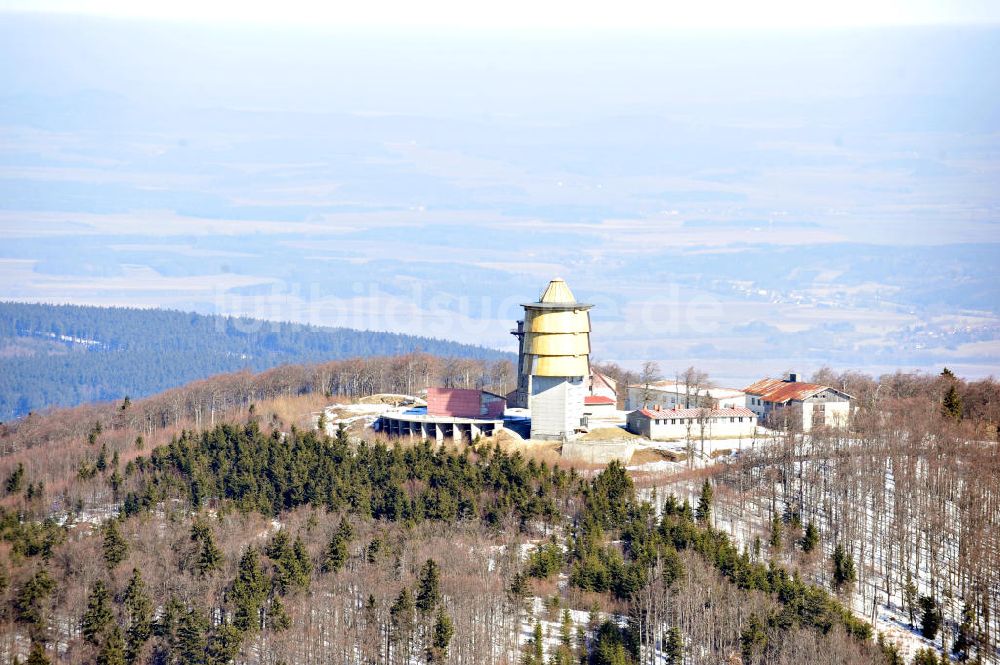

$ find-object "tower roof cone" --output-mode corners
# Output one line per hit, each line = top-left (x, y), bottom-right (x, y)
(538, 278), (576, 304)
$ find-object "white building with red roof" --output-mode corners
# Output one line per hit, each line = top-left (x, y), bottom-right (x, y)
(626, 404), (757, 440)
(583, 394), (617, 418)
(743, 373), (852, 432)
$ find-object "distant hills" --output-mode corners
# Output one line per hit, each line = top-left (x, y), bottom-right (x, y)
(0, 302), (510, 420)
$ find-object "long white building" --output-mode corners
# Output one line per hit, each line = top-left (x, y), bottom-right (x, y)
(626, 405), (757, 440)
(626, 381), (745, 411)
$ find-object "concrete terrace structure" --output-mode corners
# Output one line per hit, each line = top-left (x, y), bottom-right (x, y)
(378, 409), (503, 443)
(626, 405), (757, 440)
(377, 388), (506, 443)
(744, 374), (851, 431)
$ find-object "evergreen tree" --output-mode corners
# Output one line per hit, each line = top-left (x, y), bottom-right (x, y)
(266, 530), (311, 593)
(231, 547), (269, 632)
(97, 625), (126, 665)
(525, 619), (543, 665)
(801, 521), (820, 553)
(291, 537), (312, 587)
(88, 422), (101, 446)
(416, 559), (442, 615)
(877, 633), (904, 665)
(25, 642), (50, 665)
(429, 606), (453, 662)
(903, 573), (918, 627)
(696, 479), (713, 524)
(266, 528), (290, 560)
(198, 535), (224, 575)
(102, 519), (128, 570)
(508, 571), (528, 606)
(942, 384), (963, 421)
(190, 518), (223, 575)
(14, 569), (55, 629)
(82, 580), (114, 645)
(123, 569), (152, 663)
(321, 517), (352, 574)
(96, 443), (108, 473)
(560, 608), (573, 648)
(206, 623), (242, 665)
(740, 614), (767, 664)
(6, 462), (24, 494)
(366, 536), (384, 564)
(590, 620), (632, 665)
(912, 647), (940, 665)
(268, 596), (292, 632)
(919, 595), (942, 641)
(153, 595), (183, 647)
(108, 470), (123, 500)
(390, 588), (415, 659)
(769, 512), (782, 550)
(176, 607), (209, 663)
(546, 608), (575, 665)
(664, 626), (684, 665)
(952, 600), (977, 661)
(832, 543), (856, 591)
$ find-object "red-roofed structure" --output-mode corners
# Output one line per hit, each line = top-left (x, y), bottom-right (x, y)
(743, 374), (852, 431)
(583, 394), (617, 418)
(635, 406), (755, 420)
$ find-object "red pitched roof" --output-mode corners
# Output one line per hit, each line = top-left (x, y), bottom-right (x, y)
(584, 395), (615, 405)
(634, 406), (755, 420)
(743, 378), (849, 403)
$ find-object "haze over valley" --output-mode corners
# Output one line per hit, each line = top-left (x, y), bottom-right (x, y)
(2, 16), (998, 385)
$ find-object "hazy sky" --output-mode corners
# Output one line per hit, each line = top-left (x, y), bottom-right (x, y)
(2, 0), (999, 29)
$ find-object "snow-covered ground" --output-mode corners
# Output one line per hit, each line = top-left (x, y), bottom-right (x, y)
(315, 401), (406, 436)
(634, 453), (992, 664)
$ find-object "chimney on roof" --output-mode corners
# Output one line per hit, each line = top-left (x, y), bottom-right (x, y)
(786, 372), (799, 383)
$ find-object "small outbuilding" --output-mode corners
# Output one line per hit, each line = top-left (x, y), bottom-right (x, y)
(583, 395), (617, 418)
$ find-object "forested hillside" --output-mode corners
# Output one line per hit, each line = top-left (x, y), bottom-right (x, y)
(0, 414), (888, 664)
(0, 355), (995, 664)
(0, 302), (510, 420)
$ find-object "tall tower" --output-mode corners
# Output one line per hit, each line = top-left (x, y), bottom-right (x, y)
(513, 278), (593, 440)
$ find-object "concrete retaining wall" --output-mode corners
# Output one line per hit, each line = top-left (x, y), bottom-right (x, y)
(561, 440), (636, 465)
